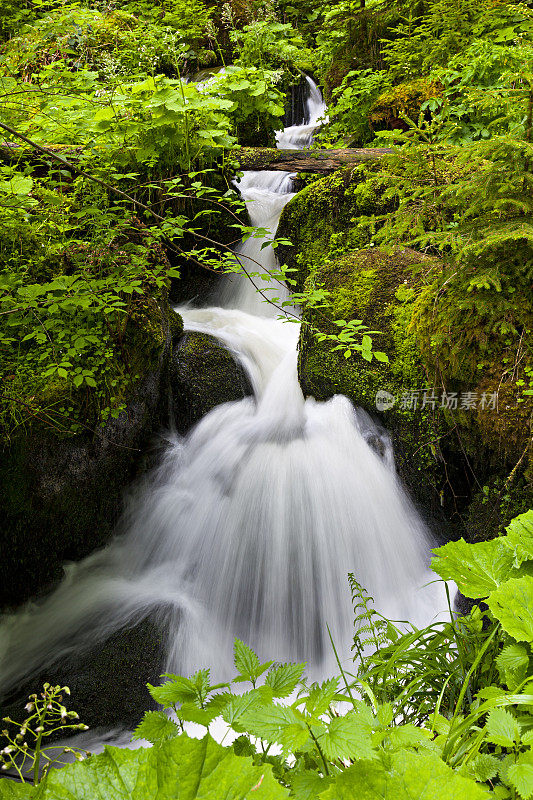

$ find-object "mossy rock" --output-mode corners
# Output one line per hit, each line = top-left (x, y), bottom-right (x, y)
(278, 168), (532, 537)
(0, 305), (180, 611)
(276, 165), (392, 289)
(298, 246), (454, 518)
(369, 78), (442, 131)
(170, 331), (253, 434)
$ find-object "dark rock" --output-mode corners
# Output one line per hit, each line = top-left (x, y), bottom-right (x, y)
(170, 332), (253, 434)
(0, 617), (166, 735)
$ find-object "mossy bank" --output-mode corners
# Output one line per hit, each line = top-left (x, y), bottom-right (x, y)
(277, 167), (532, 539)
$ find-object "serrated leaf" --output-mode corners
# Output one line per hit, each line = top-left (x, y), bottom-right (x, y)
(508, 750), (533, 800)
(319, 749), (487, 800)
(239, 704), (309, 754)
(265, 663), (305, 698)
(432, 538), (514, 598)
(386, 724), (433, 751)
(488, 577), (533, 642)
(178, 703), (218, 727)
(34, 733), (289, 800)
(317, 712), (376, 761)
(132, 711), (180, 744)
(496, 644), (530, 689)
(234, 639), (260, 681)
(304, 678), (339, 717)
(222, 691), (263, 727)
(486, 707), (521, 747)
(471, 753), (501, 782)
(148, 674), (198, 707)
(291, 771), (332, 800)
(504, 511), (533, 566)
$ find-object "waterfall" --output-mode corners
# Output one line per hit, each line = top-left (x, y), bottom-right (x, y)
(0, 79), (447, 706)
(276, 75), (328, 150)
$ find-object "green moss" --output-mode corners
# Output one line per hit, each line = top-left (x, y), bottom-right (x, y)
(278, 167), (531, 534)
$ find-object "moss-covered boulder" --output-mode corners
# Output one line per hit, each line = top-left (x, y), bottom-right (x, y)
(0, 300), (181, 611)
(170, 331), (253, 434)
(278, 168), (532, 537)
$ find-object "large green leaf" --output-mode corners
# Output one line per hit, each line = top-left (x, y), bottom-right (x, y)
(485, 707), (521, 747)
(319, 750), (489, 800)
(504, 511), (533, 566)
(431, 538), (515, 598)
(34, 734), (289, 800)
(132, 711), (180, 744)
(507, 749), (533, 800)
(488, 576), (533, 642)
(0, 780), (34, 799)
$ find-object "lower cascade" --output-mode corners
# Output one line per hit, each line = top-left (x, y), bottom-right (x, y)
(0, 79), (447, 714)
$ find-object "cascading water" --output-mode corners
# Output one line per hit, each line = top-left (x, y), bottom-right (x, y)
(0, 79), (448, 712)
(276, 75), (328, 150)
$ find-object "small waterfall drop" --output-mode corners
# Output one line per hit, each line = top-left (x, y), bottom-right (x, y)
(276, 75), (328, 150)
(0, 80), (447, 708)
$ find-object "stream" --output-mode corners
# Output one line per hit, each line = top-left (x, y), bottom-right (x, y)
(0, 79), (448, 730)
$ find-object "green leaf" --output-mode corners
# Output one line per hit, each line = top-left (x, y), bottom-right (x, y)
(304, 679), (339, 717)
(234, 639), (259, 680)
(316, 712), (376, 761)
(148, 674), (199, 707)
(386, 724), (433, 751)
(488, 577), (533, 642)
(35, 734), (289, 800)
(508, 750), (533, 800)
(485, 707), (521, 747)
(504, 511), (533, 566)
(291, 771), (332, 800)
(233, 640), (272, 684)
(469, 753), (501, 782)
(496, 644), (530, 689)
(0, 780), (34, 799)
(238, 704), (309, 754)
(222, 691), (263, 727)
(319, 750), (488, 800)
(265, 663), (305, 698)
(132, 711), (180, 744)
(431, 538), (514, 598)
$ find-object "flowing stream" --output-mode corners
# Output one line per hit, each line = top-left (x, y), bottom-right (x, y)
(0, 79), (447, 710)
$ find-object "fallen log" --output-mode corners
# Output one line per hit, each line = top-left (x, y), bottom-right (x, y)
(235, 147), (392, 173)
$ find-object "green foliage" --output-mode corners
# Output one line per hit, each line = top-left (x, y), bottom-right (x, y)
(222, 1), (312, 74)
(33, 732), (289, 799)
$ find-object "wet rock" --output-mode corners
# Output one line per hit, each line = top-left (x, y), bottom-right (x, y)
(170, 331), (253, 434)
(0, 617), (166, 734)
(0, 303), (180, 611)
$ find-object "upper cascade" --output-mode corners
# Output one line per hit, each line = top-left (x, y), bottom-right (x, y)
(276, 75), (328, 150)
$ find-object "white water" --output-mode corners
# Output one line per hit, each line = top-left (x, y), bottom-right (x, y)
(0, 79), (447, 705)
(276, 75), (328, 150)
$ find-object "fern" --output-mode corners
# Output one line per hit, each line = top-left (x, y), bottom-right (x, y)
(348, 574), (392, 671)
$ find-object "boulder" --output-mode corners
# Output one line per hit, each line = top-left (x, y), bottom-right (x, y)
(170, 331), (253, 434)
